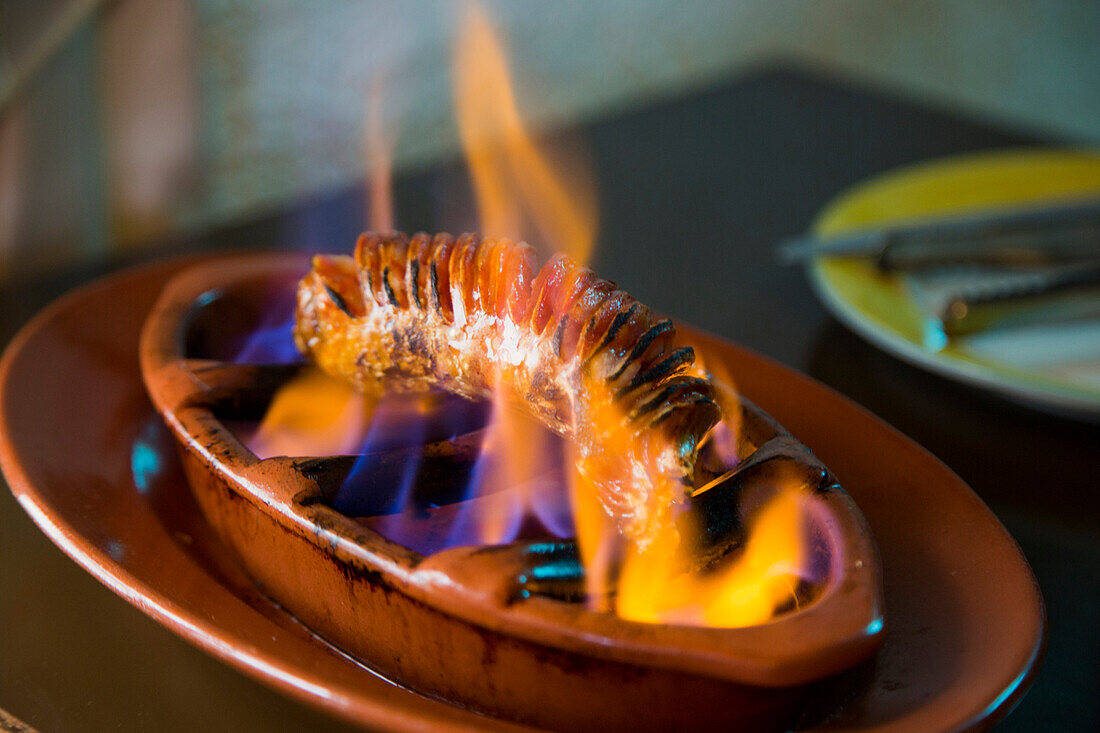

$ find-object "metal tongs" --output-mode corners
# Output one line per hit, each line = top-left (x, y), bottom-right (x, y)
(779, 195), (1100, 335)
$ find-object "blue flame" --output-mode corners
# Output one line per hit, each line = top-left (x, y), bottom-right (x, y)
(327, 390), (575, 556)
(219, 272), (574, 556)
(332, 392), (489, 515)
(233, 315), (300, 363)
(231, 287), (302, 364)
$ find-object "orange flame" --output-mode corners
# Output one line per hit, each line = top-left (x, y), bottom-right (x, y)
(451, 1), (600, 553)
(473, 375), (558, 545)
(365, 74), (395, 233)
(451, 4), (807, 626)
(697, 352), (744, 465)
(249, 369), (376, 458)
(453, 3), (596, 263)
(617, 487), (807, 627)
(247, 73), (401, 460)
(245, 3), (807, 631)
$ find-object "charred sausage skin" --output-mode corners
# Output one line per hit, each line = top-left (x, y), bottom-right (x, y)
(294, 231), (721, 544)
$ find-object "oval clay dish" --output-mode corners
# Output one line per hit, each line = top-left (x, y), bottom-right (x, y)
(0, 253), (1044, 731)
(138, 253), (883, 731)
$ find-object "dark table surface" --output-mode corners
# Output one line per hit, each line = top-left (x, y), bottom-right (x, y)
(1, 66), (1097, 731)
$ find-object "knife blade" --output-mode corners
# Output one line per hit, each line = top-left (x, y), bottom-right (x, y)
(779, 195), (1100, 270)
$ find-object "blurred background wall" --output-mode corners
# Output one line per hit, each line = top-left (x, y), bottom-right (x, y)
(1, 0), (1098, 282)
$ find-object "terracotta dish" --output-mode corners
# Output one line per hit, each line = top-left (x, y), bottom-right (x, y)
(0, 254), (1044, 731)
(139, 253), (883, 731)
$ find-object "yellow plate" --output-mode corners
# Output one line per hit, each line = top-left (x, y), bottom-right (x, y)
(809, 148), (1100, 418)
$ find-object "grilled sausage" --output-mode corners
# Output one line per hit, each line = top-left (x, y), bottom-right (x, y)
(294, 231), (721, 545)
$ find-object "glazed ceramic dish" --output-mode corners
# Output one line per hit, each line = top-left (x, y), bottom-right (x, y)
(138, 254), (884, 731)
(809, 148), (1100, 419)
(0, 254), (1044, 731)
